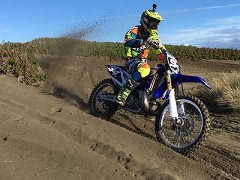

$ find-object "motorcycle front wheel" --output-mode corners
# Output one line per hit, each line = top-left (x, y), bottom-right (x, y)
(89, 79), (118, 118)
(155, 95), (211, 154)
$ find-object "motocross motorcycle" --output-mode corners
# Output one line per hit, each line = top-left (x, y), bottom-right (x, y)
(89, 48), (211, 154)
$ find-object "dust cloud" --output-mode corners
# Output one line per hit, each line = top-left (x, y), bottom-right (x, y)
(61, 22), (101, 40)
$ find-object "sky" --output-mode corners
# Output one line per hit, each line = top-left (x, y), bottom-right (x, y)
(1, 0), (240, 49)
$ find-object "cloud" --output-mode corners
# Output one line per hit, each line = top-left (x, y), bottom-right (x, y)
(199, 16), (240, 49)
(163, 16), (240, 49)
(165, 4), (240, 14)
(200, 26), (240, 49)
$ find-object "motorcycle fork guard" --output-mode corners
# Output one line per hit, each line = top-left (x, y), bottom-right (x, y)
(166, 71), (179, 120)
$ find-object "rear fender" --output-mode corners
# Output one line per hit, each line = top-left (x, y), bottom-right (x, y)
(106, 65), (131, 87)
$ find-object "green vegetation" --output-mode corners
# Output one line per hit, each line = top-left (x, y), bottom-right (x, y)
(197, 71), (240, 113)
(30, 38), (240, 61)
(0, 42), (46, 85)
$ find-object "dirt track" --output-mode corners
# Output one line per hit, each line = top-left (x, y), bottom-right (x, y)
(0, 55), (239, 179)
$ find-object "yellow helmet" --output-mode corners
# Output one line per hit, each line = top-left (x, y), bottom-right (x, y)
(140, 4), (164, 33)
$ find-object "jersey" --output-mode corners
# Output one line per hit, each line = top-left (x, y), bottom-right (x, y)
(124, 25), (166, 59)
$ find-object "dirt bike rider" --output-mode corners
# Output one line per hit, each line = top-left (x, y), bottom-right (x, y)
(116, 4), (167, 106)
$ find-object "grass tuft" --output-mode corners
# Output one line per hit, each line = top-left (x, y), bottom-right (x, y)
(197, 71), (240, 113)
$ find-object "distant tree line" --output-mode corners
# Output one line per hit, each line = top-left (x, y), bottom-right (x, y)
(165, 45), (240, 61)
(30, 38), (240, 61)
(0, 37), (239, 85)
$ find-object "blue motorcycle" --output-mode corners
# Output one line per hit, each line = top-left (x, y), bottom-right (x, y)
(89, 51), (211, 154)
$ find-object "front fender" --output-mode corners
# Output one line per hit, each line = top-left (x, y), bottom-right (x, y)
(172, 74), (211, 89)
(153, 73), (211, 99)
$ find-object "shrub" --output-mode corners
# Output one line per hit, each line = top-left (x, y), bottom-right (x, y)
(0, 42), (46, 85)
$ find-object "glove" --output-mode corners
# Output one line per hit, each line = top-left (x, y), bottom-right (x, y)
(137, 45), (148, 54)
(146, 37), (159, 49)
(158, 53), (165, 62)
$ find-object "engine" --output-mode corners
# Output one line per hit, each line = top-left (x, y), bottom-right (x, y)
(124, 90), (150, 114)
(125, 92), (139, 109)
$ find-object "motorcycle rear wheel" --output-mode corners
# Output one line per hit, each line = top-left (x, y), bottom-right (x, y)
(89, 79), (118, 118)
(155, 95), (211, 154)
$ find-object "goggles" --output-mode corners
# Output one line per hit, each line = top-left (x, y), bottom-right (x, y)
(148, 21), (160, 29)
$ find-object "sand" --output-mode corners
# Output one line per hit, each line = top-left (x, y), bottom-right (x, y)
(0, 55), (239, 180)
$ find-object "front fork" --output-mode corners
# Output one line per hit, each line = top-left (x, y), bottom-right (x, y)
(166, 70), (179, 120)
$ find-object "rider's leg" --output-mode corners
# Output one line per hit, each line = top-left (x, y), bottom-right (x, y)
(116, 77), (139, 106)
(116, 62), (150, 106)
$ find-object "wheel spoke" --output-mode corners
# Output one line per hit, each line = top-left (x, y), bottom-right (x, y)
(90, 79), (118, 118)
(156, 96), (210, 153)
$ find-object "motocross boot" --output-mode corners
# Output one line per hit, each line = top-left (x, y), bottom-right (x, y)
(116, 78), (139, 106)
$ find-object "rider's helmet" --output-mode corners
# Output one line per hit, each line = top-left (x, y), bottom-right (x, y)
(140, 4), (164, 34)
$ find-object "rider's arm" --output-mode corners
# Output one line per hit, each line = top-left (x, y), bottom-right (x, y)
(124, 27), (143, 48)
(149, 30), (166, 62)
